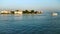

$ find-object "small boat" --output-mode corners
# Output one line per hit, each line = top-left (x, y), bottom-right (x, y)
(52, 13), (58, 16)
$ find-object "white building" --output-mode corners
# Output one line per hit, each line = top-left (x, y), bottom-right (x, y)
(0, 10), (11, 14)
(14, 10), (22, 14)
(37, 10), (43, 14)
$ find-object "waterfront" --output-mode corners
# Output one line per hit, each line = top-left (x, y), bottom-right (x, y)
(0, 12), (60, 34)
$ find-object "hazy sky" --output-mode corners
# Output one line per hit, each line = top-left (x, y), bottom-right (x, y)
(0, 0), (60, 10)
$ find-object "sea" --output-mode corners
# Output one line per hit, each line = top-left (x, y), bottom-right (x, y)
(0, 11), (60, 34)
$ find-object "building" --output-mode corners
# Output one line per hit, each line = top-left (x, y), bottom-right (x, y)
(14, 10), (22, 14)
(0, 10), (11, 14)
(37, 10), (43, 14)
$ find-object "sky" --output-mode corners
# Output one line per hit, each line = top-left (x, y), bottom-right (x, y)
(0, 0), (60, 10)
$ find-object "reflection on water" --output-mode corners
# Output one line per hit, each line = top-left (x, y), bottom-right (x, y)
(0, 13), (60, 34)
(0, 14), (23, 20)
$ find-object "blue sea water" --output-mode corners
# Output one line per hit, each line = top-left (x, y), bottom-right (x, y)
(0, 12), (60, 34)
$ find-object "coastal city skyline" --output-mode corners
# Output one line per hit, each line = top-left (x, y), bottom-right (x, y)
(0, 0), (60, 10)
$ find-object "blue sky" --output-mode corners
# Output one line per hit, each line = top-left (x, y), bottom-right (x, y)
(0, 0), (60, 10)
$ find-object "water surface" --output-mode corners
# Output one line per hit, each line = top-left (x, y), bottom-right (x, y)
(0, 12), (60, 34)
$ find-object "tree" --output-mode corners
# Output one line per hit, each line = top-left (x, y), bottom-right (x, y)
(11, 11), (14, 14)
(23, 11), (26, 14)
(31, 10), (34, 13)
(25, 10), (29, 13)
(15, 10), (19, 11)
(35, 11), (38, 14)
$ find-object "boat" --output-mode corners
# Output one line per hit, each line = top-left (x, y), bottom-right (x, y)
(52, 13), (58, 16)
